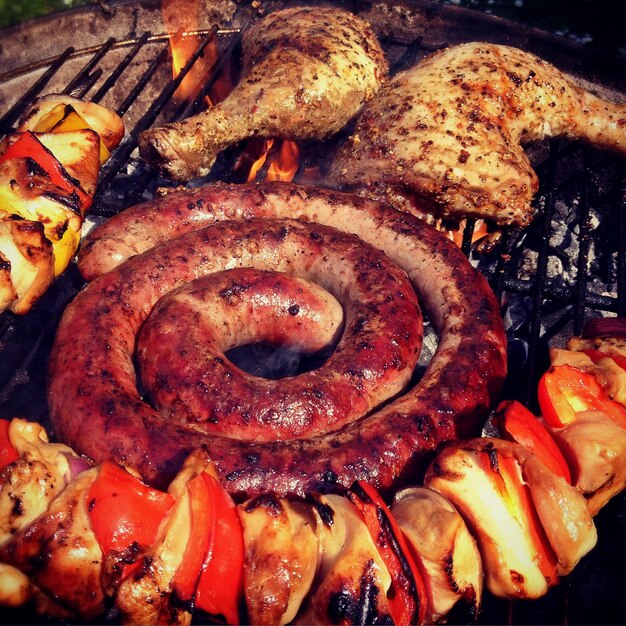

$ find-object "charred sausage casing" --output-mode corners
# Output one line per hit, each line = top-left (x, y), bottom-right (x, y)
(50, 182), (507, 496)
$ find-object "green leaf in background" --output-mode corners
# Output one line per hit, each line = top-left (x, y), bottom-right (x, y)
(0, 0), (89, 29)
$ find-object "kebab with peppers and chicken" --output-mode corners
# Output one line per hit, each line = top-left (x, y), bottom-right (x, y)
(0, 94), (124, 314)
(2, 318), (626, 624)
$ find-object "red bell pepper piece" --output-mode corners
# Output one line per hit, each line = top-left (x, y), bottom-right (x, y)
(0, 419), (18, 470)
(582, 348), (626, 373)
(87, 461), (175, 579)
(538, 364), (626, 429)
(0, 131), (90, 206)
(480, 448), (559, 586)
(495, 400), (571, 483)
(347, 480), (427, 626)
(172, 472), (216, 603)
(195, 473), (245, 625)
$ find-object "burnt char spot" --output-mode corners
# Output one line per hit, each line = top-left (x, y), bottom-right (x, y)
(328, 590), (357, 624)
(308, 495), (335, 527)
(484, 441), (499, 473)
(25, 157), (49, 179)
(327, 561), (392, 625)
(510, 570), (525, 584)
(219, 281), (250, 302)
(321, 470), (338, 485)
(506, 71), (523, 87)
(241, 493), (283, 515)
(443, 553), (459, 592)
(11, 497), (24, 517)
(32, 548), (52, 571)
(43, 190), (82, 216)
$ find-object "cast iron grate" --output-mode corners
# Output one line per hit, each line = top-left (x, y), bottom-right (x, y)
(0, 14), (625, 625)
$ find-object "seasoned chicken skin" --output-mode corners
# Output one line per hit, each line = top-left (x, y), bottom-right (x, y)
(139, 6), (388, 181)
(330, 43), (626, 226)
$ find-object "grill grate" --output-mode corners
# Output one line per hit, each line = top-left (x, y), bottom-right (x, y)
(0, 9), (625, 625)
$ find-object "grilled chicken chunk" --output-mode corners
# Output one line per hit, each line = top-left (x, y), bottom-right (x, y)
(239, 495), (319, 625)
(139, 6), (388, 181)
(391, 487), (482, 622)
(330, 43), (626, 227)
(0, 469), (105, 620)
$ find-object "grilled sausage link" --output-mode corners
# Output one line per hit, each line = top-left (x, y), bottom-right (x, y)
(51, 182), (507, 496)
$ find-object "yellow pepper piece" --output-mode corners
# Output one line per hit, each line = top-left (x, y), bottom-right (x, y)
(52, 226), (81, 276)
(33, 104), (110, 164)
(32, 104), (67, 132)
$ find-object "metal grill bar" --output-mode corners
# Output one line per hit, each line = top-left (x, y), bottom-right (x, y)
(94, 27), (218, 204)
(573, 163), (593, 335)
(91, 32), (152, 104)
(524, 147), (558, 402)
(115, 42), (170, 118)
(619, 176), (626, 316)
(172, 26), (244, 122)
(0, 46), (74, 134)
(63, 37), (115, 95)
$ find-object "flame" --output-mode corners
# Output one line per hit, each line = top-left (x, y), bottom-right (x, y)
(268, 141), (300, 182)
(442, 219), (491, 248)
(242, 139), (301, 183)
(246, 139), (274, 182)
(162, 0), (228, 103)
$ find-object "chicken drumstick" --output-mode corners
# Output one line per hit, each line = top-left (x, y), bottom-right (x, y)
(139, 6), (388, 181)
(330, 43), (626, 227)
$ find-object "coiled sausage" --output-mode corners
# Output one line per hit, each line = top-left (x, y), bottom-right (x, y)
(50, 182), (507, 496)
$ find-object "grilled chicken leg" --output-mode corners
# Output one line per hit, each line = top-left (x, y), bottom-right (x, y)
(330, 43), (626, 227)
(139, 7), (388, 181)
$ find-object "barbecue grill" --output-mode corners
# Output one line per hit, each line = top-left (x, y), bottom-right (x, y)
(0, 1), (625, 624)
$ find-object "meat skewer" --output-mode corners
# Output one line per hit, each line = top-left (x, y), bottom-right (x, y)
(0, 351), (621, 626)
(0, 94), (124, 314)
(139, 6), (388, 181)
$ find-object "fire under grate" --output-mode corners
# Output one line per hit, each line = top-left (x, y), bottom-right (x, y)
(0, 3), (625, 624)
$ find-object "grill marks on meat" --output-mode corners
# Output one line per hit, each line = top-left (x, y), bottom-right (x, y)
(139, 7), (388, 181)
(50, 182), (506, 496)
(330, 43), (626, 227)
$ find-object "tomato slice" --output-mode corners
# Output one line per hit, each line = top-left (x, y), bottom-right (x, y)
(347, 480), (427, 626)
(0, 419), (18, 470)
(538, 364), (626, 429)
(479, 448), (559, 586)
(495, 400), (571, 483)
(195, 473), (244, 625)
(87, 461), (175, 579)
